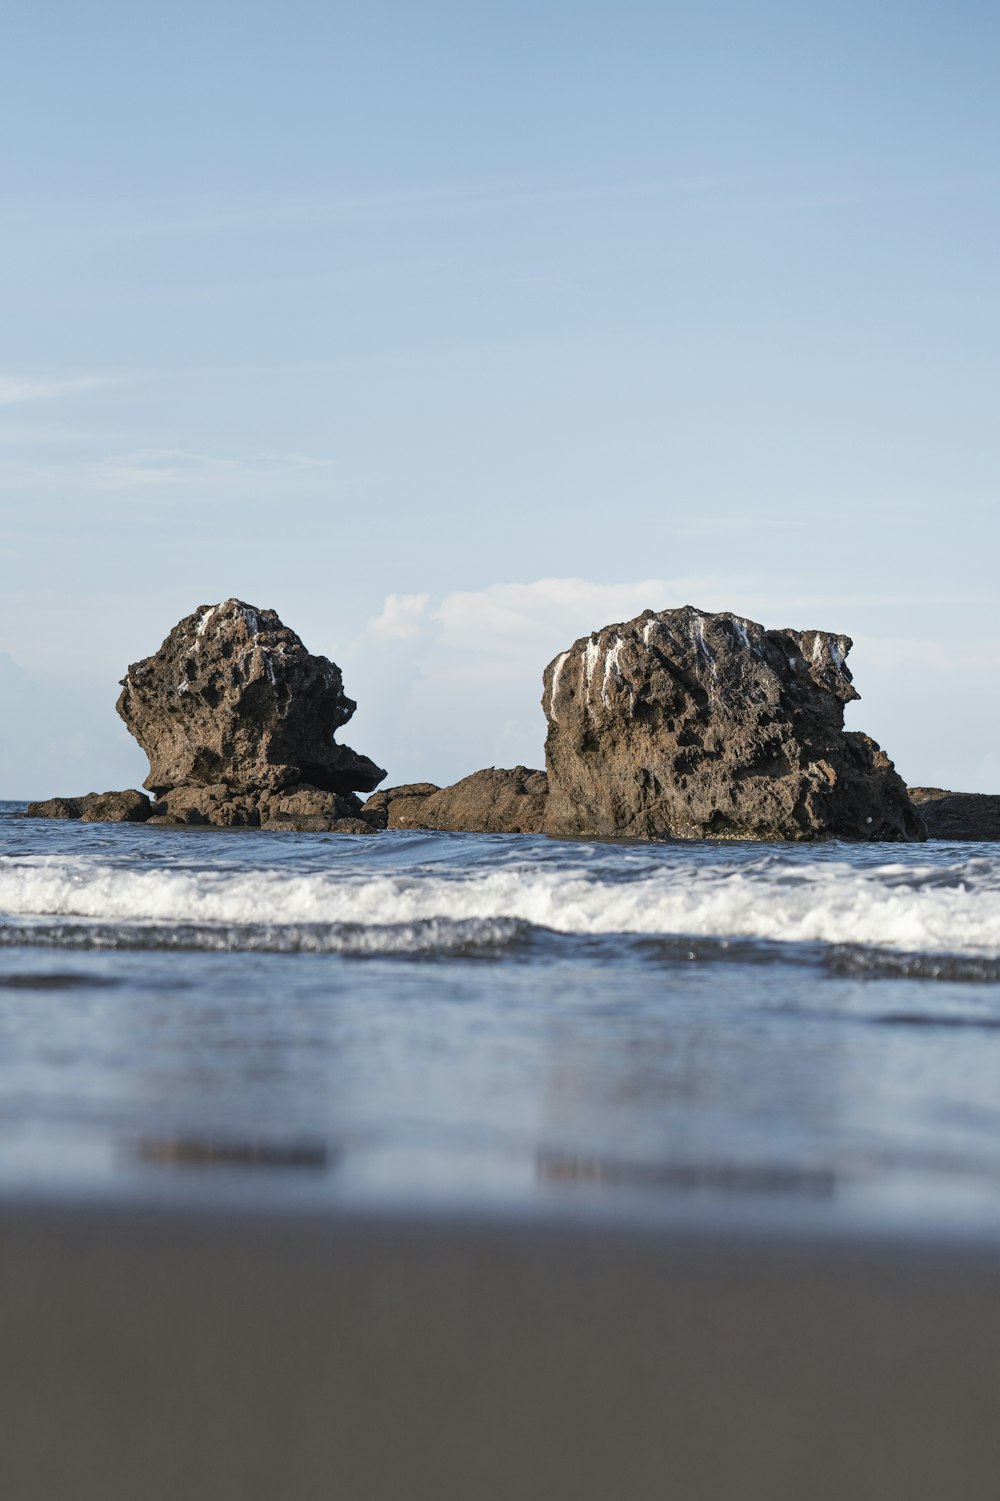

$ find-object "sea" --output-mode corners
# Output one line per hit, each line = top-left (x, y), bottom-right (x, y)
(2, 798), (1000, 1239)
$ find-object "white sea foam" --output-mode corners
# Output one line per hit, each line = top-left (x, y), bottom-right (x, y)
(2, 853), (1000, 957)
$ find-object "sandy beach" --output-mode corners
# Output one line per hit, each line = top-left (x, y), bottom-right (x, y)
(3, 1202), (1000, 1501)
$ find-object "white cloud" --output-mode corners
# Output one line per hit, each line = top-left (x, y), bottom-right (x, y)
(0, 375), (108, 406)
(369, 592), (432, 639)
(376, 576), (733, 660)
(344, 574), (752, 783)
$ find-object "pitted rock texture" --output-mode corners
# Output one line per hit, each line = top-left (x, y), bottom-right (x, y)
(363, 768), (548, 834)
(27, 790), (152, 823)
(116, 599), (386, 797)
(541, 606), (925, 842)
(907, 788), (1000, 841)
(359, 784), (441, 830)
(145, 783), (373, 832)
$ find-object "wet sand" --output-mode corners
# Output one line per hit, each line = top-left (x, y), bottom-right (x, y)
(2, 1203), (1000, 1500)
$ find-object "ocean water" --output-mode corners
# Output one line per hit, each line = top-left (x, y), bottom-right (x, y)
(2, 798), (1000, 1235)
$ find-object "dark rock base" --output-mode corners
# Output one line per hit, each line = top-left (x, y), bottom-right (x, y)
(361, 768), (548, 834)
(27, 791), (153, 823)
(907, 789), (1000, 841)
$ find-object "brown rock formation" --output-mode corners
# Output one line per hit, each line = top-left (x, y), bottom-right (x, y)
(26, 790), (152, 823)
(117, 599), (385, 797)
(361, 768), (548, 834)
(541, 606), (924, 842)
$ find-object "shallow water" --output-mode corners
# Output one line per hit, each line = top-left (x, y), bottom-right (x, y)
(2, 800), (1000, 1235)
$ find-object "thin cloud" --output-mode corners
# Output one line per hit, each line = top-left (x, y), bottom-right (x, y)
(92, 448), (334, 490)
(0, 375), (110, 407)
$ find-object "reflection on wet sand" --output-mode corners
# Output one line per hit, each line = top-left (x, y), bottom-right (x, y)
(538, 1150), (836, 1197)
(135, 1137), (333, 1170)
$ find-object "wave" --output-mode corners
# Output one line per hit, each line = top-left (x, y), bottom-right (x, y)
(2, 850), (1000, 961)
(0, 914), (533, 957)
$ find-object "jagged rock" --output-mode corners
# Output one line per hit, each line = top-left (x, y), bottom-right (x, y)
(26, 795), (92, 819)
(145, 783), (375, 833)
(260, 785), (362, 822)
(79, 790), (154, 823)
(153, 785), (260, 827)
(907, 788), (1000, 841)
(116, 598), (386, 797)
(26, 790), (152, 823)
(359, 784), (441, 830)
(367, 768), (548, 833)
(259, 785), (371, 832)
(541, 606), (925, 842)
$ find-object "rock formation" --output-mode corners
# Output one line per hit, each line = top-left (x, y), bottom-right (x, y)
(144, 782), (375, 834)
(24, 597), (949, 843)
(361, 767), (548, 833)
(27, 790), (153, 822)
(27, 600), (385, 831)
(115, 599), (387, 830)
(118, 599), (384, 797)
(907, 788), (1000, 841)
(541, 606), (925, 842)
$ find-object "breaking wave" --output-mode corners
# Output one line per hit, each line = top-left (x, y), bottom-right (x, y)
(1, 846), (999, 963)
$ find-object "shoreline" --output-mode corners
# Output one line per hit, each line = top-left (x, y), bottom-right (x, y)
(3, 1199), (1000, 1499)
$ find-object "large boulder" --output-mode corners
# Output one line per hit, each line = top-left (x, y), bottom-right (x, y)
(358, 783), (441, 830)
(26, 790), (152, 823)
(117, 599), (386, 797)
(362, 768), (548, 834)
(541, 606), (925, 842)
(908, 788), (1000, 841)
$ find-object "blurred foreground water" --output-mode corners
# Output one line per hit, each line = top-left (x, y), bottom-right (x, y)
(2, 801), (1000, 1237)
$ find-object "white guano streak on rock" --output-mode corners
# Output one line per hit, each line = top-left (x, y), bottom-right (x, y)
(547, 650), (570, 721)
(601, 636), (624, 708)
(692, 614), (716, 677)
(195, 604), (217, 646)
(240, 605), (261, 637)
(582, 638), (601, 705)
(810, 633), (846, 672)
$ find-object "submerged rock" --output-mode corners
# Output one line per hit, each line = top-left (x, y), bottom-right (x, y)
(361, 768), (548, 833)
(907, 788), (1000, 841)
(26, 790), (152, 823)
(541, 606), (924, 842)
(117, 598), (385, 797)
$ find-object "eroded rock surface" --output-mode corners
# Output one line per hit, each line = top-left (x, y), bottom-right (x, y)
(27, 790), (152, 823)
(359, 784), (441, 830)
(542, 606), (924, 842)
(363, 768), (548, 834)
(907, 788), (1000, 841)
(117, 599), (385, 797)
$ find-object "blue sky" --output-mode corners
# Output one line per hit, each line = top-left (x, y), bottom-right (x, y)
(1, 1), (998, 796)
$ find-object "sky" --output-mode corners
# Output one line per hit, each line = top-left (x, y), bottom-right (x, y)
(1, 0), (998, 798)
